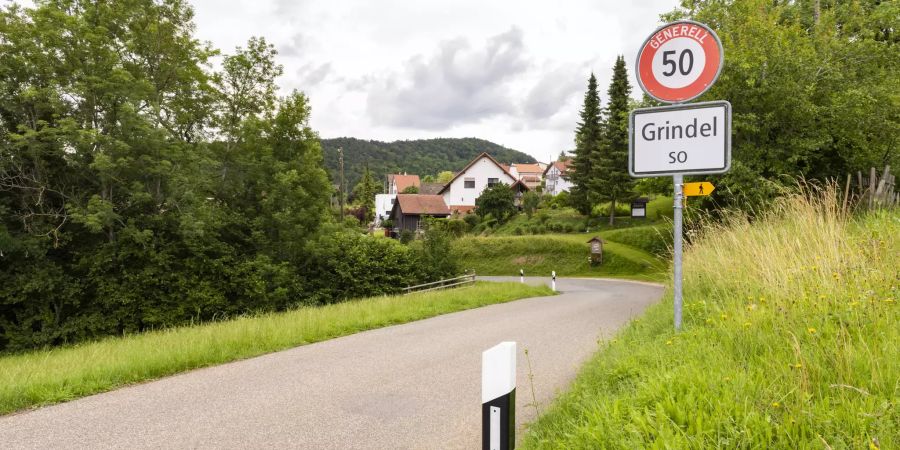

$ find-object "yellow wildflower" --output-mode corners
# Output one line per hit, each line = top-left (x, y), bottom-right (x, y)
(666, 340), (673, 345)
(807, 327), (817, 335)
(771, 402), (780, 408)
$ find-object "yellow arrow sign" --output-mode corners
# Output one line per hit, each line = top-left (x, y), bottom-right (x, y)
(684, 182), (715, 197)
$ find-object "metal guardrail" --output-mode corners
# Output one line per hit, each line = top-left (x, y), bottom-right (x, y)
(402, 272), (476, 295)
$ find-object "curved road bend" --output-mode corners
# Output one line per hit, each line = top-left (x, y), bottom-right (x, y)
(0, 277), (662, 449)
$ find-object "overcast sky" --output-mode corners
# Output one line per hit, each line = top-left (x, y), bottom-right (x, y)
(189, 1), (683, 162)
(10, 0), (681, 162)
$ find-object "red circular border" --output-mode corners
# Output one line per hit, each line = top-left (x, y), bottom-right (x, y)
(637, 22), (721, 103)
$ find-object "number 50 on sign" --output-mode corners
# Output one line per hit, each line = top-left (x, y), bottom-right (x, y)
(636, 20), (724, 104)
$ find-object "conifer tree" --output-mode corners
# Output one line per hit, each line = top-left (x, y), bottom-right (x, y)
(570, 73), (603, 215)
(352, 164), (379, 223)
(596, 56), (634, 225)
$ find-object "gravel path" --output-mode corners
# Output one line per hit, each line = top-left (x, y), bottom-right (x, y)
(0, 277), (662, 449)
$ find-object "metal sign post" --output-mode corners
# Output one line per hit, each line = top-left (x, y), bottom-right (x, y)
(672, 175), (684, 330)
(630, 20), (729, 331)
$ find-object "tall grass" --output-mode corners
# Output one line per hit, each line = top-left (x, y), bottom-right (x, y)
(0, 281), (553, 416)
(523, 185), (899, 448)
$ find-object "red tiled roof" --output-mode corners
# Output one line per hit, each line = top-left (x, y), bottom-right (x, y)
(394, 194), (450, 215)
(544, 159), (573, 176)
(514, 163), (543, 174)
(391, 174), (421, 192)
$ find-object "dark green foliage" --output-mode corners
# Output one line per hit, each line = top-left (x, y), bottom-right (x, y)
(301, 231), (419, 301)
(352, 165), (379, 223)
(463, 213), (481, 229)
(321, 137), (536, 188)
(413, 219), (459, 282)
(666, 0), (899, 210)
(399, 229), (415, 244)
(596, 56), (634, 225)
(0, 1), (454, 352)
(570, 74), (604, 215)
(401, 185), (419, 194)
(475, 184), (517, 223)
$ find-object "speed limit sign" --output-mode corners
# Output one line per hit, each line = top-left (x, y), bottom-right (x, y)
(636, 20), (723, 103)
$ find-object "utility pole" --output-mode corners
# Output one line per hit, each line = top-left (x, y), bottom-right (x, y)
(338, 147), (345, 220)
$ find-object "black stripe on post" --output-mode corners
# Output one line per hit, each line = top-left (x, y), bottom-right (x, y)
(482, 341), (516, 450)
(482, 389), (515, 450)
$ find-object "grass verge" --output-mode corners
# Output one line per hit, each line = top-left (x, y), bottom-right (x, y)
(454, 234), (667, 281)
(522, 188), (899, 448)
(0, 281), (553, 416)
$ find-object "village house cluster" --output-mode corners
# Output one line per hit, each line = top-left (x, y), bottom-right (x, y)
(376, 153), (574, 233)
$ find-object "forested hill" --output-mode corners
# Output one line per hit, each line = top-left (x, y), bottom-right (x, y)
(321, 137), (537, 188)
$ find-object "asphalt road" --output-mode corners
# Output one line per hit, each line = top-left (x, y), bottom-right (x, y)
(0, 277), (663, 449)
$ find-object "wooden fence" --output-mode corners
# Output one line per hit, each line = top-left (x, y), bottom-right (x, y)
(402, 272), (477, 295)
(843, 165), (897, 213)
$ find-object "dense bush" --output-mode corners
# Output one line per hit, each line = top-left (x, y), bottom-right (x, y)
(302, 231), (421, 302)
(463, 213), (481, 229)
(444, 219), (468, 237)
(0, 2), (456, 353)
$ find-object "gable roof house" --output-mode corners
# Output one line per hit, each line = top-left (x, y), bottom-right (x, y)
(386, 173), (421, 194)
(388, 194), (451, 232)
(438, 153), (518, 212)
(544, 159), (574, 196)
(510, 163), (545, 190)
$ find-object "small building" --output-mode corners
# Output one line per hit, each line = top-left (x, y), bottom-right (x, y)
(587, 236), (604, 265)
(631, 197), (650, 219)
(389, 194), (451, 232)
(386, 173), (421, 194)
(439, 153), (518, 209)
(544, 159), (573, 196)
(510, 179), (531, 207)
(510, 163), (545, 191)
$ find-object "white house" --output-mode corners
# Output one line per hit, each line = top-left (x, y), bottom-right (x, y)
(438, 153), (518, 213)
(544, 159), (574, 196)
(374, 193), (397, 225)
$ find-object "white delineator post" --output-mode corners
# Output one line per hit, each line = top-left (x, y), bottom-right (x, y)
(482, 342), (516, 450)
(519, 269), (524, 284)
(673, 174), (684, 331)
(551, 271), (556, 292)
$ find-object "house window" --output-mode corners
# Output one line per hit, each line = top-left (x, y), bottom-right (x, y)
(464, 178), (475, 188)
(488, 178), (499, 187)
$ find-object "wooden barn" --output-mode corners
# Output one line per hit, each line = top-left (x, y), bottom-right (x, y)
(388, 194), (451, 232)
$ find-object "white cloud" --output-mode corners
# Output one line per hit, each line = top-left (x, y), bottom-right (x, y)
(188, 0), (681, 162)
(366, 28), (528, 129)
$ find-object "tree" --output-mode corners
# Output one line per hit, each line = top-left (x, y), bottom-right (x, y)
(352, 165), (379, 223)
(522, 191), (540, 218)
(665, 0), (899, 210)
(569, 74), (604, 215)
(475, 184), (516, 223)
(436, 171), (454, 184)
(596, 56), (634, 225)
(401, 186), (419, 194)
